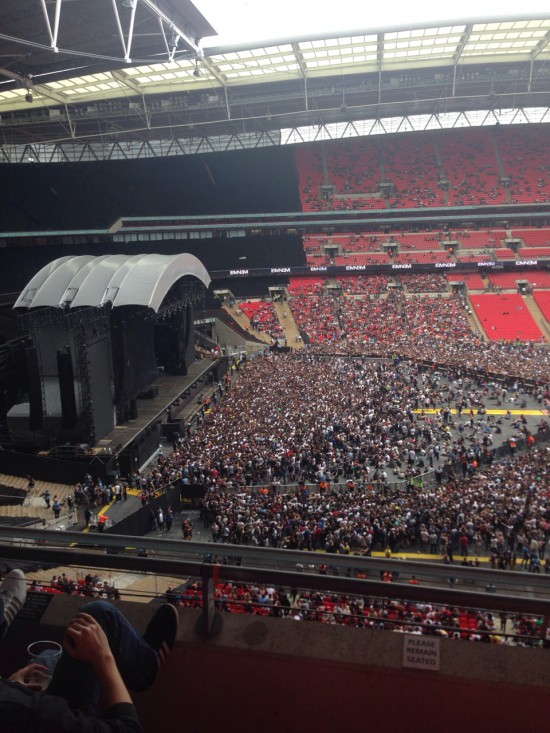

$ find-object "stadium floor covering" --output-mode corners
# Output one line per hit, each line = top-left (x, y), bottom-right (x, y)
(414, 408), (547, 416)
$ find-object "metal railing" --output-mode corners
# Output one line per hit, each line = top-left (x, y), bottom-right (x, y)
(1, 526), (549, 640)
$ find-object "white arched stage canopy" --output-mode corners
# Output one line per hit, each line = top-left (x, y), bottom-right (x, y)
(13, 253), (211, 312)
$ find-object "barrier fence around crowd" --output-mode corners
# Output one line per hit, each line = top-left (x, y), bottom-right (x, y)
(126, 431), (549, 513)
(304, 352), (548, 391)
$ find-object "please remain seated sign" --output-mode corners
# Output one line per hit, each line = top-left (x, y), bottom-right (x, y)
(403, 634), (440, 670)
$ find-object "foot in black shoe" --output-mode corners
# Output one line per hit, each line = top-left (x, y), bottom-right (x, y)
(143, 603), (179, 678)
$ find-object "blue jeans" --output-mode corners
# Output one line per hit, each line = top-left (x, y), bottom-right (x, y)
(47, 601), (157, 716)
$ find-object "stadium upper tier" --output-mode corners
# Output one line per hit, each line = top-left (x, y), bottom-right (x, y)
(296, 126), (550, 211)
(303, 225), (550, 269)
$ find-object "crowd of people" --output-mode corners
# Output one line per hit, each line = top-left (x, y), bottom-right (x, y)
(74, 477), (128, 507)
(164, 580), (545, 647)
(404, 274), (448, 293)
(29, 571), (121, 600)
(196, 447), (550, 562)
(286, 289), (550, 383)
(133, 348), (548, 565)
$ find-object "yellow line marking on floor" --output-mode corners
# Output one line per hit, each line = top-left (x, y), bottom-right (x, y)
(82, 498), (116, 533)
(413, 408), (545, 416)
(371, 551), (490, 563)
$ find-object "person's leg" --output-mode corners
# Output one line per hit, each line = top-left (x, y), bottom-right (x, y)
(48, 600), (176, 714)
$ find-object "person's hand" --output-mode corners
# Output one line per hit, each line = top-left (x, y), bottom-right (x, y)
(63, 612), (111, 666)
(8, 663), (51, 691)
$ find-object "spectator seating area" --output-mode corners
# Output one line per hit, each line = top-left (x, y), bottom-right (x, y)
(284, 277), (549, 347)
(334, 253), (391, 266)
(439, 129), (508, 206)
(239, 301), (284, 339)
(470, 294), (544, 341)
(456, 254), (496, 264)
(325, 138), (382, 198)
(29, 572), (120, 600)
(526, 271), (550, 289)
(452, 230), (507, 249)
(305, 254), (328, 267)
(295, 146), (328, 212)
(170, 581), (543, 645)
(296, 126), (550, 210)
(498, 127), (550, 204)
(288, 277), (326, 295)
(288, 289), (481, 348)
(284, 273), (549, 345)
(339, 295), (405, 348)
(393, 251), (452, 264)
(533, 291), (550, 322)
(298, 227), (550, 267)
(331, 195), (384, 210)
(520, 248), (550, 258)
(387, 232), (446, 251)
(383, 133), (447, 208)
(290, 295), (341, 344)
(446, 273), (486, 291)
(512, 228), (550, 247)
(488, 270), (550, 290)
(402, 295), (473, 343)
(495, 248), (516, 259)
(404, 274), (448, 293)
(337, 275), (390, 295)
(302, 236), (328, 253)
(334, 233), (386, 253)
(486, 272), (524, 289)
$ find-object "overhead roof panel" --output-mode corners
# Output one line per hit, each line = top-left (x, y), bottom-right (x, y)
(1, 15), (550, 118)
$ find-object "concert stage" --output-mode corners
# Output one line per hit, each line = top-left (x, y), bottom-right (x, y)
(0, 357), (224, 485)
(96, 358), (220, 477)
(2, 252), (217, 484)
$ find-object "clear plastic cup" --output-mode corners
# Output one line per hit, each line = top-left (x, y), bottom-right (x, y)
(27, 640), (63, 689)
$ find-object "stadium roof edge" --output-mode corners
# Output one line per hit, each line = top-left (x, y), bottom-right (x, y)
(204, 13), (550, 55)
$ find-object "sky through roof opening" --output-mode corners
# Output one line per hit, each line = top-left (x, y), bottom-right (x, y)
(195, 0), (550, 48)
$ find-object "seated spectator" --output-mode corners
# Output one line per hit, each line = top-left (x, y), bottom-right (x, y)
(0, 569), (178, 733)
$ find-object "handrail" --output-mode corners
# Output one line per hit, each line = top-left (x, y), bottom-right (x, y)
(0, 526), (548, 594)
(185, 596), (544, 647)
(1, 527), (550, 635)
(1, 541), (550, 641)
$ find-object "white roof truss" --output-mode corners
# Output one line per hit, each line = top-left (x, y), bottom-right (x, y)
(2, 17), (550, 114)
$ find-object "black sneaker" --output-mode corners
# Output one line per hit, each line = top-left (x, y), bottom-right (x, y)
(143, 603), (179, 678)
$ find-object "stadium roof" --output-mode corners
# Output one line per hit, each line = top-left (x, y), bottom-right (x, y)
(1, 5), (550, 159)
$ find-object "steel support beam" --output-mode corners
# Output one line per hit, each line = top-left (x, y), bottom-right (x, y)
(139, 0), (200, 56)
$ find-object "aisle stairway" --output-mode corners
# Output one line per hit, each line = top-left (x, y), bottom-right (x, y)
(223, 304), (273, 345)
(491, 133), (512, 203)
(273, 301), (305, 349)
(522, 294), (550, 343)
(432, 138), (450, 205)
(0, 474), (75, 524)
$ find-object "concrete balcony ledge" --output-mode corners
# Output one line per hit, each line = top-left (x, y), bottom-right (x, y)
(3, 594), (549, 733)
